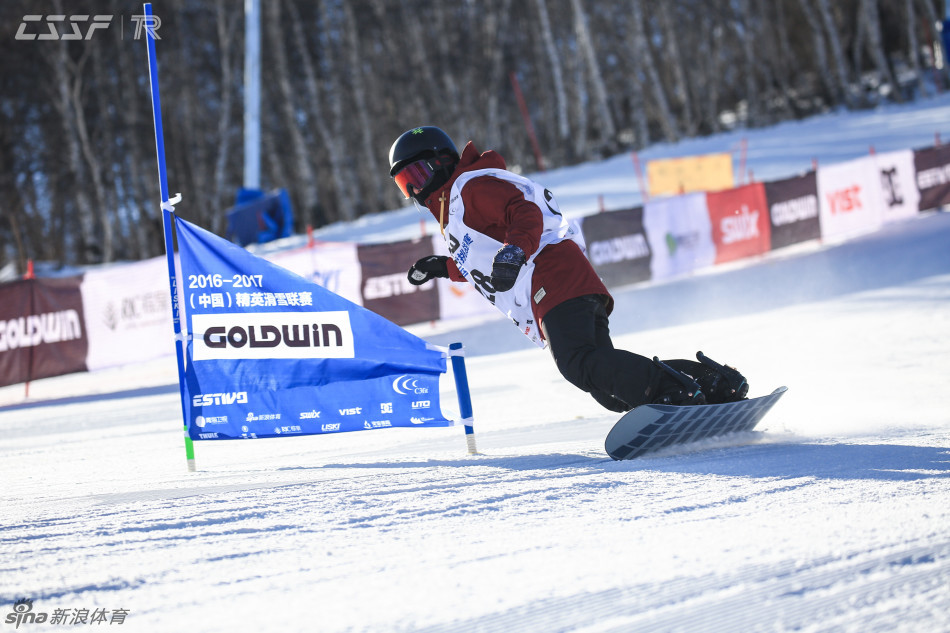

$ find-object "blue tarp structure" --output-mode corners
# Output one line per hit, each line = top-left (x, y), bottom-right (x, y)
(225, 188), (294, 246)
(175, 215), (456, 441)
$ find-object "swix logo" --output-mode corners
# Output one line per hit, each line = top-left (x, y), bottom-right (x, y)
(192, 312), (354, 361)
(339, 407), (362, 416)
(299, 410), (321, 420)
(827, 185), (862, 214)
(193, 392), (248, 407)
(720, 206), (760, 244)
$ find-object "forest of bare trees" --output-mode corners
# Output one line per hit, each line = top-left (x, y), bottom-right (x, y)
(1, 0), (947, 274)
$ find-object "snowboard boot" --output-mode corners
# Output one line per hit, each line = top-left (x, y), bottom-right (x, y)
(648, 357), (706, 406)
(663, 353), (749, 404)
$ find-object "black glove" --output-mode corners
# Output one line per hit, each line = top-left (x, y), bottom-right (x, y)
(408, 255), (450, 286)
(490, 244), (526, 292)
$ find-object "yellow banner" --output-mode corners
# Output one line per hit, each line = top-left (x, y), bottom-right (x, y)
(647, 153), (734, 197)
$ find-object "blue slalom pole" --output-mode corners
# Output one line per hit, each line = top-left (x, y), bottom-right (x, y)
(449, 342), (478, 455)
(144, 2), (195, 471)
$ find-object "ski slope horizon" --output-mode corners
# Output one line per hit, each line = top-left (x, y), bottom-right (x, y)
(1, 99), (950, 632)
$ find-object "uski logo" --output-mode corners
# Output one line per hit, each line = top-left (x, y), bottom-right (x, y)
(5, 598), (47, 628)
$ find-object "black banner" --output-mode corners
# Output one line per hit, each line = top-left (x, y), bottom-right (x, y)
(913, 145), (950, 211)
(764, 171), (821, 250)
(357, 239), (440, 326)
(580, 207), (652, 288)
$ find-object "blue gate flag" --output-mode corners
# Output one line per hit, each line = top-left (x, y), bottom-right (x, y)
(174, 216), (454, 440)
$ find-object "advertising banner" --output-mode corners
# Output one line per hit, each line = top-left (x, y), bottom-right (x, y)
(706, 183), (772, 264)
(647, 153), (734, 197)
(81, 257), (173, 371)
(357, 238), (439, 326)
(0, 280), (33, 387)
(267, 241), (363, 306)
(913, 144), (950, 211)
(0, 277), (88, 387)
(578, 207), (652, 288)
(764, 172), (821, 249)
(175, 216), (452, 441)
(873, 150), (920, 224)
(816, 156), (883, 240)
(643, 193), (716, 281)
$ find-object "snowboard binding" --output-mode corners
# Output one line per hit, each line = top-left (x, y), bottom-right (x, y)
(696, 351), (749, 402)
(650, 357), (706, 406)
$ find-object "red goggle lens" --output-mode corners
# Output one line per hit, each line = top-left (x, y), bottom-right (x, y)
(393, 159), (435, 199)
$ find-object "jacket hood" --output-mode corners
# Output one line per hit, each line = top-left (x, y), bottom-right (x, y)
(424, 141), (507, 225)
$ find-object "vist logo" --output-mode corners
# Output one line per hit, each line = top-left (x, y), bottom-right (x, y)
(191, 311), (354, 361)
(338, 407), (362, 415)
(827, 185), (862, 214)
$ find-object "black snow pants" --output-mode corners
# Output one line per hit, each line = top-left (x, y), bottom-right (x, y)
(540, 294), (658, 413)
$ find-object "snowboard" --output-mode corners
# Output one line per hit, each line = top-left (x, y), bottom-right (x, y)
(605, 386), (788, 460)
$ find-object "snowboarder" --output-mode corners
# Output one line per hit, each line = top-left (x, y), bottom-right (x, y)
(388, 126), (748, 412)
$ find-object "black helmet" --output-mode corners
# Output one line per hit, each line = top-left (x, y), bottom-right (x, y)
(389, 126), (460, 202)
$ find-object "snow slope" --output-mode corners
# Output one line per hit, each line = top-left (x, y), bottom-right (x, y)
(2, 100), (950, 632)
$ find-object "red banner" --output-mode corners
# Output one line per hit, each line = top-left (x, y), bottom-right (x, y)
(706, 183), (772, 264)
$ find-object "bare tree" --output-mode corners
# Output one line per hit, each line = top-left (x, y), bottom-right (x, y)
(264, 0), (320, 220)
(629, 0), (679, 143)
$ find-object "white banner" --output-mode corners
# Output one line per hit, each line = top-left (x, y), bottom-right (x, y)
(81, 256), (174, 371)
(873, 150), (920, 224)
(817, 156), (884, 240)
(267, 242), (363, 306)
(643, 192), (716, 281)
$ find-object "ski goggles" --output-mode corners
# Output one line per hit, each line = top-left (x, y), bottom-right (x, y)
(392, 158), (436, 199)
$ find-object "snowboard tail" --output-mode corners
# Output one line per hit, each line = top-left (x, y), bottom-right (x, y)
(605, 387), (787, 460)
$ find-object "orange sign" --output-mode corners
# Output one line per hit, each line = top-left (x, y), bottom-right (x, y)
(647, 153), (734, 197)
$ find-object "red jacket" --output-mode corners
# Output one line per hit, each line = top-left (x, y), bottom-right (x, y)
(422, 142), (613, 329)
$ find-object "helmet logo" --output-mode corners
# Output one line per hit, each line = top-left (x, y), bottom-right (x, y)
(410, 128), (424, 135)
